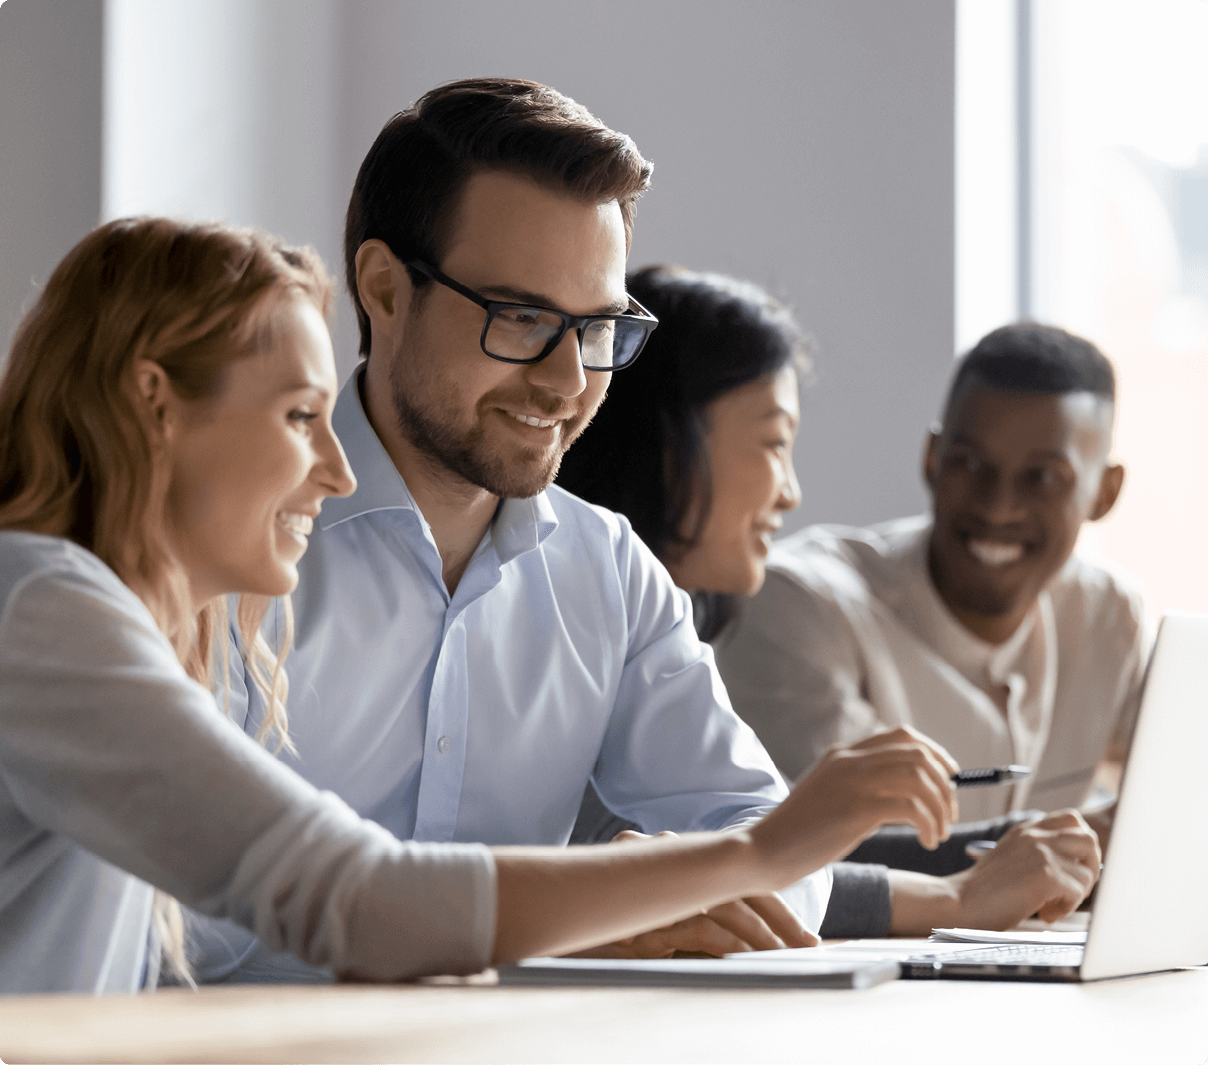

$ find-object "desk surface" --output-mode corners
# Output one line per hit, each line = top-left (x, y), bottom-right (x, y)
(1, 969), (1206, 1065)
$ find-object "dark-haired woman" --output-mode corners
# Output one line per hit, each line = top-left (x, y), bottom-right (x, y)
(560, 265), (1101, 938)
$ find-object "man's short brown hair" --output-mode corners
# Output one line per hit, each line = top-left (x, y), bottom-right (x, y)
(344, 77), (653, 357)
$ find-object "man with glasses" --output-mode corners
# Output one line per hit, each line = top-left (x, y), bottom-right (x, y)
(186, 78), (824, 982)
(190, 78), (1008, 983)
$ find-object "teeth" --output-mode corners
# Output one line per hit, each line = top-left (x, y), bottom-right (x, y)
(278, 513), (313, 536)
(968, 540), (1023, 566)
(507, 411), (559, 428)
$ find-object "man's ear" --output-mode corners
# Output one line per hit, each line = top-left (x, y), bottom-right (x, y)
(922, 425), (942, 492)
(132, 360), (176, 441)
(1090, 462), (1125, 521)
(355, 240), (412, 335)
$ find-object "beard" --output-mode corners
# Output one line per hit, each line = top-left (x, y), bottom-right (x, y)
(388, 359), (598, 500)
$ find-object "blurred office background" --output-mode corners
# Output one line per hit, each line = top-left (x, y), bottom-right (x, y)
(1, 0), (1205, 616)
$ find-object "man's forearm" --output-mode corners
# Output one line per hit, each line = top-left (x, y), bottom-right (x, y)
(886, 869), (961, 936)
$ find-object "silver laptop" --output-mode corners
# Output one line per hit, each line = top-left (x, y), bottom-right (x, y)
(902, 611), (1208, 981)
(743, 612), (1208, 983)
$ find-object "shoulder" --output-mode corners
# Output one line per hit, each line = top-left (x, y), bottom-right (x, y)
(543, 483), (631, 543)
(0, 532), (160, 651)
(766, 516), (927, 605)
(0, 532), (133, 609)
(541, 485), (691, 639)
(541, 484), (655, 571)
(1048, 550), (1147, 640)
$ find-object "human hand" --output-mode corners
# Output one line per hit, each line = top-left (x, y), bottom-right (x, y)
(751, 726), (960, 883)
(950, 809), (1101, 928)
(572, 830), (818, 958)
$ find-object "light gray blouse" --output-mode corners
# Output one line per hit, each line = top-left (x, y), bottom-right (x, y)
(0, 533), (495, 993)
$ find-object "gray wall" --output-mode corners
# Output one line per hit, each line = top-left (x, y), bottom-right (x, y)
(1, 0), (956, 530)
(0, 0), (103, 346)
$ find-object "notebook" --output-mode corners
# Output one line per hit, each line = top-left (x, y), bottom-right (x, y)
(494, 955), (899, 989)
(733, 612), (1208, 983)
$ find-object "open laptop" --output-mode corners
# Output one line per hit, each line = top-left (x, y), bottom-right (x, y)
(742, 612), (1208, 982)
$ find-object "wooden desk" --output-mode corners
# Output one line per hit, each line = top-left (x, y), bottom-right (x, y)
(1, 969), (1206, 1064)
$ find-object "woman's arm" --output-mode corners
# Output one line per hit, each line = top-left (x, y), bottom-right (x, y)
(0, 560), (964, 980)
(490, 725), (961, 962)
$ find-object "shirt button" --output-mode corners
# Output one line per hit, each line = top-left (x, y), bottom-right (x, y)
(437, 736), (450, 754)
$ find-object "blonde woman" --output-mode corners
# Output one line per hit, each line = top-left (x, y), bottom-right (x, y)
(0, 218), (962, 993)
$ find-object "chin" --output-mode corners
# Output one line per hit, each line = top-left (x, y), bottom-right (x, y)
(739, 565), (766, 597)
(715, 561), (764, 598)
(242, 562), (298, 598)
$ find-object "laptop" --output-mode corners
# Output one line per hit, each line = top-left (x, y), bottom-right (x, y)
(739, 612), (1208, 983)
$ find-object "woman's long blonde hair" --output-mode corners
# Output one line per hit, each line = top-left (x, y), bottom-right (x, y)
(0, 216), (334, 983)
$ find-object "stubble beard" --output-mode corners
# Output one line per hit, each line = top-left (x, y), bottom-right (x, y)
(388, 363), (598, 500)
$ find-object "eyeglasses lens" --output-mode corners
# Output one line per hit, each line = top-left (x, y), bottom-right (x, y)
(486, 308), (563, 361)
(486, 308), (645, 369)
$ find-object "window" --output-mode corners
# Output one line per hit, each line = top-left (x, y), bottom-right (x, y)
(1028, 0), (1208, 615)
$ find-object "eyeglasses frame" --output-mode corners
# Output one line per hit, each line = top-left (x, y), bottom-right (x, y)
(405, 259), (657, 371)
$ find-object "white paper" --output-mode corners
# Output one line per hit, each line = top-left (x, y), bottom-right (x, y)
(929, 927), (1088, 946)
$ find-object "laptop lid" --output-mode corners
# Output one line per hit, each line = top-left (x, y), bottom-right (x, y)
(1079, 611), (1208, 980)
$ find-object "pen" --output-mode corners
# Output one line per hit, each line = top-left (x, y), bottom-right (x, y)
(950, 765), (1032, 787)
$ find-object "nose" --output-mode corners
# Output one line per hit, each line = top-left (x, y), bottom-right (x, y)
(524, 327), (588, 399)
(774, 451), (802, 513)
(314, 421), (357, 499)
(971, 467), (1025, 524)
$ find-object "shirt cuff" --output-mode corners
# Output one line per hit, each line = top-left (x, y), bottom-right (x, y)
(820, 862), (892, 939)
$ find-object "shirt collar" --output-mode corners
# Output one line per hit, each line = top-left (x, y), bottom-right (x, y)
(491, 492), (559, 564)
(318, 363), (560, 562)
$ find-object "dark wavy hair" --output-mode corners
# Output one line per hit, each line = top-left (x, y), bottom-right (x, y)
(557, 265), (810, 639)
(344, 77), (652, 358)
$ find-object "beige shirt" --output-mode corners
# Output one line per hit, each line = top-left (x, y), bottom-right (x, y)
(715, 517), (1150, 822)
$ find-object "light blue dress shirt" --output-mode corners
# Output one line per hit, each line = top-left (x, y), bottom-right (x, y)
(193, 366), (830, 982)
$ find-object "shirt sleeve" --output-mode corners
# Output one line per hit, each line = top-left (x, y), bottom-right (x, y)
(820, 863), (892, 939)
(587, 523), (831, 932)
(0, 568), (496, 980)
(713, 568), (887, 782)
(593, 524), (788, 832)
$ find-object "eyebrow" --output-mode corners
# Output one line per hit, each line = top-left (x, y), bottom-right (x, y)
(949, 432), (1071, 462)
(477, 283), (630, 316)
(281, 379), (333, 399)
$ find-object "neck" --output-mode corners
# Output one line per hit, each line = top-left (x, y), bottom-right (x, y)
(948, 606), (1025, 645)
(361, 364), (496, 595)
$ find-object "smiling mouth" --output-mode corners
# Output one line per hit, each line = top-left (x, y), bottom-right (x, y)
(277, 512), (314, 537)
(504, 410), (561, 429)
(966, 539), (1024, 567)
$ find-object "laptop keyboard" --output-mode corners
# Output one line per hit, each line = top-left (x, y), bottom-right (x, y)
(922, 943), (1085, 966)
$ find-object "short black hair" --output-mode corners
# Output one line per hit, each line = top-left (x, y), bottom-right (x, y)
(344, 78), (652, 357)
(944, 322), (1116, 420)
(556, 266), (809, 637)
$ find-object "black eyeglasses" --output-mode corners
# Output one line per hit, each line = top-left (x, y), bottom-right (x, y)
(406, 259), (657, 371)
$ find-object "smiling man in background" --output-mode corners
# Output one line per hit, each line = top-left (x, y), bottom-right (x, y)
(716, 323), (1149, 826)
